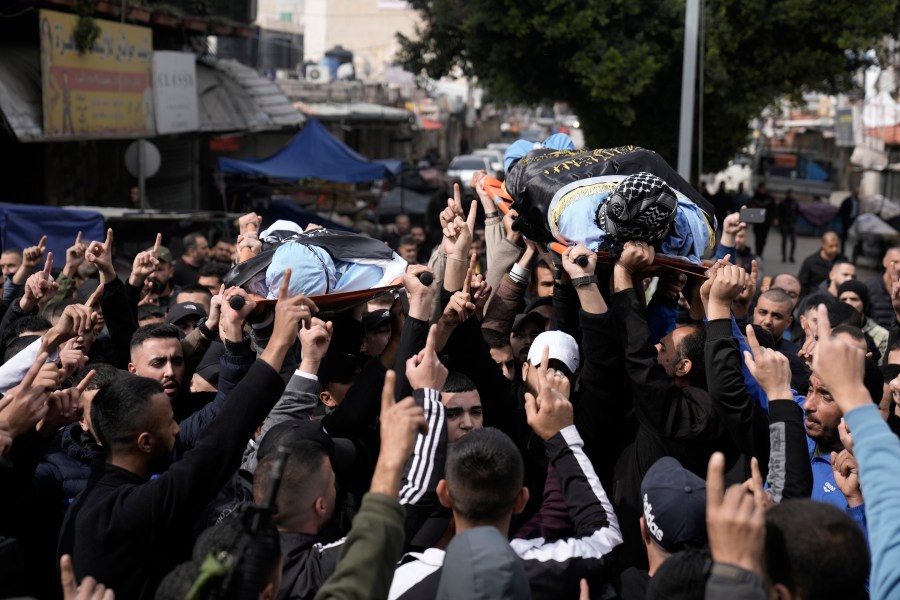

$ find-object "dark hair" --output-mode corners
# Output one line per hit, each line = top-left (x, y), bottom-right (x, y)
(801, 292), (836, 315)
(130, 323), (182, 349)
(43, 298), (79, 322)
(827, 302), (861, 328)
(199, 261), (230, 278)
(177, 284), (213, 298)
(398, 234), (417, 247)
(770, 272), (800, 288)
(830, 258), (853, 269)
(91, 374), (164, 450)
(442, 371), (477, 394)
(760, 288), (793, 307)
(137, 303), (166, 321)
(765, 500), (869, 599)
(888, 339), (900, 357)
(831, 325), (865, 344)
(182, 232), (206, 253)
(254, 440), (330, 527)
(532, 259), (553, 279)
(158, 507), (281, 600)
(74, 362), (121, 392)
(1, 248), (22, 258)
(481, 328), (511, 349)
(445, 428), (524, 524)
(4, 334), (41, 363)
(5, 315), (52, 341)
(675, 324), (706, 387)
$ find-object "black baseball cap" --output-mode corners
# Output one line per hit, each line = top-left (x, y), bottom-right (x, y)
(167, 302), (207, 325)
(641, 457), (708, 553)
(258, 419), (356, 471)
(363, 309), (391, 331)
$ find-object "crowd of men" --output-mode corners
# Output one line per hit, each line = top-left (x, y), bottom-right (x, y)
(0, 172), (899, 600)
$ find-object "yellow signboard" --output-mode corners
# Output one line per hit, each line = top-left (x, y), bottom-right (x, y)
(39, 9), (154, 137)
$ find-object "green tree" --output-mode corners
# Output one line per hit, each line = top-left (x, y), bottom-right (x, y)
(397, 0), (900, 173)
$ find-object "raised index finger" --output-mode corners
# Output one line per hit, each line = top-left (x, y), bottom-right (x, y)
(43, 252), (54, 275)
(466, 200), (478, 232)
(815, 304), (833, 341)
(37, 235), (47, 251)
(76, 369), (97, 394)
(744, 323), (762, 359)
(152, 233), (161, 256)
(103, 228), (113, 249)
(424, 323), (437, 356)
(75, 231), (83, 246)
(279, 268), (293, 300)
(462, 253), (476, 295)
(381, 369), (396, 412)
(706, 452), (726, 509)
(85, 282), (105, 309)
(21, 350), (49, 391)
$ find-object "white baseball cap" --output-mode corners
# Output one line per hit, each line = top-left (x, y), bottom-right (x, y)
(526, 330), (580, 374)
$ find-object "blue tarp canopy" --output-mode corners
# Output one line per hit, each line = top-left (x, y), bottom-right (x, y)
(260, 198), (357, 233)
(218, 118), (391, 183)
(0, 203), (105, 261)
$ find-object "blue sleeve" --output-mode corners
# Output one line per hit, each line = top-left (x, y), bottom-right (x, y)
(646, 296), (677, 345)
(730, 317), (769, 413)
(845, 403), (900, 599)
(715, 243), (736, 262)
(177, 349), (255, 451)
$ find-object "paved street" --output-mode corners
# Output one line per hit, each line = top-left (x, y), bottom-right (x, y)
(750, 229), (878, 282)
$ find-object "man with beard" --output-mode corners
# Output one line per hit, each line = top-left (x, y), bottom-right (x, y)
(58, 269), (314, 600)
(129, 244), (177, 308)
(128, 324), (185, 402)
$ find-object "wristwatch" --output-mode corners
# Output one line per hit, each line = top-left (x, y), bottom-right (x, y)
(484, 211), (499, 220)
(197, 317), (218, 341)
(571, 274), (599, 288)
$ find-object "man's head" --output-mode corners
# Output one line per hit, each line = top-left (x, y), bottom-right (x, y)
(211, 239), (235, 264)
(770, 273), (802, 310)
(91, 374), (179, 473)
(654, 324), (705, 387)
(888, 340), (900, 366)
(129, 324), (185, 397)
(74, 362), (122, 439)
(509, 313), (545, 363)
(438, 428), (528, 530)
(147, 245), (175, 293)
(394, 214), (411, 235)
(522, 330), (579, 395)
(807, 351), (881, 451)
(317, 351), (361, 408)
(441, 372), (483, 443)
(837, 280), (870, 318)
(827, 259), (855, 295)
(254, 439), (336, 534)
(881, 247), (900, 286)
(361, 309), (392, 357)
(764, 500), (869, 600)
(198, 261), (229, 297)
(175, 284), (213, 314)
(734, 228), (748, 251)
(640, 457), (708, 560)
(167, 301), (208, 336)
(483, 328), (515, 381)
(820, 232), (840, 261)
(397, 234), (419, 264)
(409, 225), (427, 246)
(182, 232), (209, 264)
(529, 260), (554, 299)
(0, 249), (22, 281)
(137, 304), (166, 327)
(753, 289), (795, 339)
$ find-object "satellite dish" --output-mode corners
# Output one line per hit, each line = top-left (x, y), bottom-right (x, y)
(124, 140), (161, 178)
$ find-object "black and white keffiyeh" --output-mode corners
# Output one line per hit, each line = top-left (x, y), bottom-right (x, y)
(596, 172), (678, 251)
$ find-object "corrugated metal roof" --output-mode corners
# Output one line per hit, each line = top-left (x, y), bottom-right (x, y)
(0, 45), (303, 141)
(294, 101), (412, 122)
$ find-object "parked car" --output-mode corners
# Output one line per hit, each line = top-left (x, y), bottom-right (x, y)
(447, 154), (493, 196)
(473, 148), (505, 179)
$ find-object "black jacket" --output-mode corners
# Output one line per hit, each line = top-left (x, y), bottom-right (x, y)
(58, 360), (286, 600)
(866, 275), (895, 330)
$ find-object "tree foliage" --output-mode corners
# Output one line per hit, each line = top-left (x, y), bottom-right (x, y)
(397, 0), (900, 173)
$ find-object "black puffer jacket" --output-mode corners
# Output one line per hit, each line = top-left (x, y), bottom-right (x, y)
(33, 424), (104, 514)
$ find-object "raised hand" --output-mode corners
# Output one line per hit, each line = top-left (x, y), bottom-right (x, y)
(85, 228), (116, 283)
(470, 272), (492, 320)
(810, 304), (870, 413)
(38, 369), (96, 435)
(219, 286), (257, 343)
(238, 211), (262, 235)
(441, 257), (477, 328)
(524, 346), (574, 440)
(0, 351), (58, 437)
(743, 324), (793, 400)
(617, 240), (655, 274)
(562, 243), (597, 279)
(706, 452), (765, 574)
(299, 317), (333, 364)
(502, 207), (522, 245)
(406, 324), (448, 391)
(371, 370), (428, 498)
(830, 449), (863, 507)
(60, 554), (114, 600)
(64, 231), (88, 278)
(128, 233), (161, 287)
(22, 235), (47, 271)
